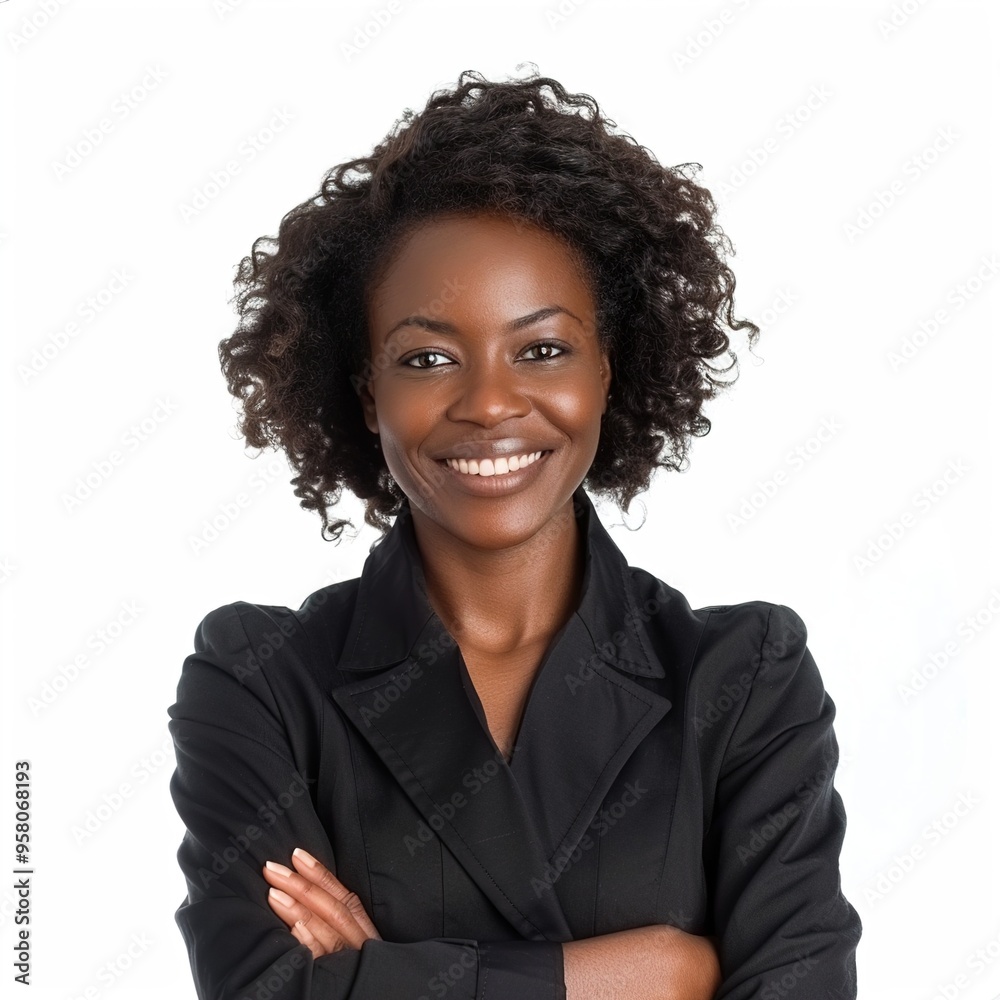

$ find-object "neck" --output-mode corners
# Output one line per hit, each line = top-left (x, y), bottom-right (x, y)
(409, 498), (585, 656)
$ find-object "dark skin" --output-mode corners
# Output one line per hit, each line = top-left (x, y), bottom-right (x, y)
(262, 212), (722, 999)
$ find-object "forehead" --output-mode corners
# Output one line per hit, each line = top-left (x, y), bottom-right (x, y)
(368, 212), (594, 315)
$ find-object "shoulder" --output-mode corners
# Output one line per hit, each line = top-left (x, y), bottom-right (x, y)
(626, 568), (822, 723)
(183, 576), (363, 690)
(686, 599), (820, 714)
(696, 599), (809, 662)
(627, 565), (807, 660)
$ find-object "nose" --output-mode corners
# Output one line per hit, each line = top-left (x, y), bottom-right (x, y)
(444, 357), (532, 427)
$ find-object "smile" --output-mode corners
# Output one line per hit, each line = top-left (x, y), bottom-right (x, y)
(442, 451), (547, 477)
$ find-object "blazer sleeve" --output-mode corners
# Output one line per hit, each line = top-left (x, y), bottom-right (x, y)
(167, 603), (565, 1000)
(704, 603), (862, 999)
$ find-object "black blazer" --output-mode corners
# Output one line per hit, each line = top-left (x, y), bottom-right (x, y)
(168, 485), (861, 999)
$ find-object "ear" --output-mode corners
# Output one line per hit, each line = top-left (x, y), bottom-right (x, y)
(356, 375), (379, 436)
(600, 350), (612, 412)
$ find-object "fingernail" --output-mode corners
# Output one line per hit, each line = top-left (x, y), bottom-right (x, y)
(265, 861), (293, 877)
(292, 848), (319, 867)
(269, 887), (295, 907)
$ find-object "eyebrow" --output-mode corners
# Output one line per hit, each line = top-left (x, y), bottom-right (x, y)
(384, 305), (583, 342)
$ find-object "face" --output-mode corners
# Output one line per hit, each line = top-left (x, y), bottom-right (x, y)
(360, 211), (611, 550)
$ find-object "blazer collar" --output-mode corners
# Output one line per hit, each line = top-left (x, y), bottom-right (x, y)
(336, 484), (665, 680)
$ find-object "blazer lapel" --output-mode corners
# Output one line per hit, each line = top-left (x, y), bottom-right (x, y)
(331, 622), (574, 941)
(506, 612), (671, 875)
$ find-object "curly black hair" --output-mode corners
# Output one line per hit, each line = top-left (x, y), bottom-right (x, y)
(219, 67), (759, 543)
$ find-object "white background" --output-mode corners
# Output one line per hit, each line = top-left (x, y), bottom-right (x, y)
(2, 1), (998, 997)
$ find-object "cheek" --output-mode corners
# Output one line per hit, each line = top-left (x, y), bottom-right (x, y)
(542, 382), (605, 436)
(375, 386), (435, 438)
(371, 391), (442, 482)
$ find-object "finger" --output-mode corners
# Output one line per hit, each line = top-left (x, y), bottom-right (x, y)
(263, 862), (369, 950)
(291, 918), (324, 960)
(266, 885), (309, 929)
(266, 885), (349, 956)
(291, 848), (382, 941)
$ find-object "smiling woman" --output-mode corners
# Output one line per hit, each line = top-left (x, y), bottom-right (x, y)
(167, 68), (861, 1000)
(361, 212), (610, 544)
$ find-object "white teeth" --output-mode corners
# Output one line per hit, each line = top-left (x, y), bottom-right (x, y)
(445, 451), (544, 476)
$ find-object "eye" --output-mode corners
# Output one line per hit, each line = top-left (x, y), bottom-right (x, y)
(401, 350), (454, 369)
(399, 340), (567, 369)
(522, 341), (566, 361)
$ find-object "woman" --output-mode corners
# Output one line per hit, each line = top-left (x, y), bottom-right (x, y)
(168, 69), (861, 999)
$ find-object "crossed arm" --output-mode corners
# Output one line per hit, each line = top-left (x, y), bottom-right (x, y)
(260, 847), (722, 1000)
(170, 601), (858, 999)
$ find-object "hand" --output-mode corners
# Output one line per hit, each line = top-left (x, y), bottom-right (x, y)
(262, 848), (382, 958)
